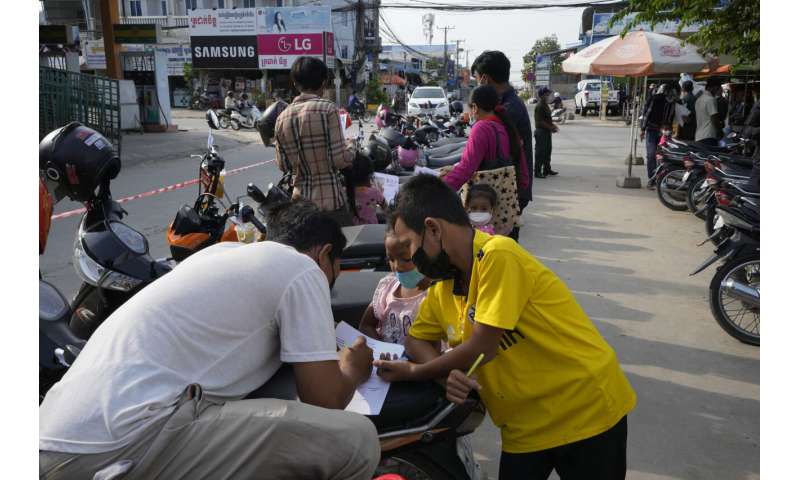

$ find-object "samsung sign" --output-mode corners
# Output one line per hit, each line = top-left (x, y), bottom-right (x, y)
(190, 36), (258, 69)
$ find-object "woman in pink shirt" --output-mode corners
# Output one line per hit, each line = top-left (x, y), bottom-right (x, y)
(442, 85), (530, 196)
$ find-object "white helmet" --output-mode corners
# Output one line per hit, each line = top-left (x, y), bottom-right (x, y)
(554, 92), (561, 98)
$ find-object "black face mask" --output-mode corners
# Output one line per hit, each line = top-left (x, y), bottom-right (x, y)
(412, 228), (456, 280)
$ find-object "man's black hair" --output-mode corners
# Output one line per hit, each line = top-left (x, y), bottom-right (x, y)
(291, 56), (328, 92)
(389, 174), (470, 234)
(705, 77), (722, 90)
(470, 50), (511, 84)
(681, 80), (694, 93)
(266, 200), (347, 259)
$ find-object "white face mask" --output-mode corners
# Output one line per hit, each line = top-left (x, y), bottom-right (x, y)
(469, 212), (492, 226)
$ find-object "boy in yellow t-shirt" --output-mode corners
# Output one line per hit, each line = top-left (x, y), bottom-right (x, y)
(373, 175), (636, 480)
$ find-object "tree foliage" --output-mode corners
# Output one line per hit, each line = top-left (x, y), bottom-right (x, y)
(522, 35), (562, 82)
(610, 0), (760, 65)
(366, 77), (388, 105)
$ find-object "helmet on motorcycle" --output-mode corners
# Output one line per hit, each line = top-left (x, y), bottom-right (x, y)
(227, 90), (234, 97)
(365, 135), (391, 172)
(397, 143), (419, 170)
(241, 93), (249, 100)
(554, 92), (561, 98)
(258, 99), (288, 147)
(39, 122), (120, 202)
(449, 101), (464, 115)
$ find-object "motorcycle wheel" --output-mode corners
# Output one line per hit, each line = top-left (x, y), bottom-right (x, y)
(375, 453), (452, 480)
(686, 177), (709, 218)
(230, 119), (241, 131)
(219, 115), (230, 129)
(656, 169), (689, 211)
(709, 253), (760, 346)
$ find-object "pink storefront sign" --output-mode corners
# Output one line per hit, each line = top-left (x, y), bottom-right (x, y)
(257, 33), (325, 69)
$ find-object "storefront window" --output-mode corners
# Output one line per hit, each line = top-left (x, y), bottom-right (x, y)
(242, 0), (255, 8)
(218, 0), (225, 8)
(129, 0), (142, 16)
(161, 1), (168, 15)
(186, 0), (197, 14)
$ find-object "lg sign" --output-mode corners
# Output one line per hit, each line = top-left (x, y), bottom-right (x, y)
(277, 36), (313, 53)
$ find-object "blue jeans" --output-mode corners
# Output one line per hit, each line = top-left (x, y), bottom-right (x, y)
(645, 129), (661, 180)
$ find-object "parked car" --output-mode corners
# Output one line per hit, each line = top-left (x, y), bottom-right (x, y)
(574, 79), (619, 116)
(407, 87), (450, 117)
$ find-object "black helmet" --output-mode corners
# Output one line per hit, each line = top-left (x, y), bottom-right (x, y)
(365, 135), (391, 171)
(450, 101), (464, 115)
(258, 100), (288, 147)
(227, 90), (234, 96)
(39, 122), (120, 202)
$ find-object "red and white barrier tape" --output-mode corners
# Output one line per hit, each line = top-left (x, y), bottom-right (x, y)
(51, 159), (274, 221)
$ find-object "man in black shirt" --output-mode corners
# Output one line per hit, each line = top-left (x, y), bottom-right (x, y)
(534, 86), (559, 178)
(471, 51), (534, 240)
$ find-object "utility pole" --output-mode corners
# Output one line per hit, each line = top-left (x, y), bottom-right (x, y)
(100, 0), (122, 79)
(354, 0), (364, 86)
(437, 25), (454, 89)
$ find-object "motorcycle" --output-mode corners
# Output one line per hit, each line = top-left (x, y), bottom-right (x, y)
(230, 103), (263, 130)
(190, 89), (213, 111)
(40, 278), (86, 403)
(690, 184), (759, 346)
(348, 99), (367, 122)
(70, 192), (175, 339)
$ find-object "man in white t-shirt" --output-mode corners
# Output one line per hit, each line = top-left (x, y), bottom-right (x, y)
(40, 201), (380, 479)
(695, 77), (724, 146)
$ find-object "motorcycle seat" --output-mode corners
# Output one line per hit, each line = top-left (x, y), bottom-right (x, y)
(429, 136), (468, 148)
(368, 380), (448, 432)
(718, 153), (754, 168)
(427, 152), (462, 168)
(330, 271), (386, 328)
(426, 142), (466, 157)
(342, 224), (387, 259)
(720, 163), (752, 178)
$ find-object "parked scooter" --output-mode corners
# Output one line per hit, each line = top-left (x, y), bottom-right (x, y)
(230, 97), (263, 130)
(39, 278), (86, 403)
(690, 182), (759, 346)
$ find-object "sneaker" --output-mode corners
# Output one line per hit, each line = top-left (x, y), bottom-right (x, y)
(544, 170), (559, 176)
(646, 180), (656, 190)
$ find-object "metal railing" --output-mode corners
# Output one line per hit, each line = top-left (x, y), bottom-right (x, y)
(39, 67), (121, 155)
(119, 16), (189, 27)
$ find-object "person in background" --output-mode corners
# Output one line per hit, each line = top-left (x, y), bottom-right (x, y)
(471, 50), (533, 239)
(640, 84), (675, 189)
(441, 85), (528, 236)
(719, 84), (731, 134)
(552, 92), (564, 110)
(350, 152), (385, 225)
(676, 81), (696, 141)
(359, 231), (431, 345)
(274, 56), (355, 226)
(224, 90), (237, 114)
(393, 87), (406, 113)
(466, 184), (497, 235)
(534, 86), (559, 178)
(695, 77), (724, 146)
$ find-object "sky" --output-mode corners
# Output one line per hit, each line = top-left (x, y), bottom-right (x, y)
(380, 1), (588, 86)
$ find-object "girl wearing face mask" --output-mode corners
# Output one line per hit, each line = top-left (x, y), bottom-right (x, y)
(466, 184), (497, 235)
(359, 231), (432, 344)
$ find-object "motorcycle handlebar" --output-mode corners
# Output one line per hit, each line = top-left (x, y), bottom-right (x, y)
(246, 183), (267, 204)
(240, 205), (267, 234)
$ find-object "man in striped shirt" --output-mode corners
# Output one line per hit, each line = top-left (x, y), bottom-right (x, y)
(275, 56), (354, 226)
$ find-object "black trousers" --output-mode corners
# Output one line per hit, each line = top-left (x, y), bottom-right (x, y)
(534, 128), (553, 175)
(499, 416), (628, 480)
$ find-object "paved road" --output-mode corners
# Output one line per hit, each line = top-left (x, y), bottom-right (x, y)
(40, 110), (759, 480)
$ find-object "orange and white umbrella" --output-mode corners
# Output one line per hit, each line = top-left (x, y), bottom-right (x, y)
(562, 31), (709, 77)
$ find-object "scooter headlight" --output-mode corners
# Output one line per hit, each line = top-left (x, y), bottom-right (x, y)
(73, 231), (143, 292)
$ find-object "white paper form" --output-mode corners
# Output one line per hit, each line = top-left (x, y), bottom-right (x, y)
(414, 165), (439, 177)
(335, 322), (405, 415)
(372, 172), (400, 205)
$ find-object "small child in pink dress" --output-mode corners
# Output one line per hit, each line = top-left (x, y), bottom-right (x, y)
(351, 153), (386, 225)
(465, 184), (497, 235)
(359, 232), (431, 345)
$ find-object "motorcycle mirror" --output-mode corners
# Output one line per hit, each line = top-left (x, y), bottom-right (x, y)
(206, 109), (221, 130)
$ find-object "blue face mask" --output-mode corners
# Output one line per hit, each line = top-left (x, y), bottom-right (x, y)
(395, 268), (425, 289)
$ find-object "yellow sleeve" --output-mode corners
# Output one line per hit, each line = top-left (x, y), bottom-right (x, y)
(474, 250), (532, 331)
(409, 285), (447, 341)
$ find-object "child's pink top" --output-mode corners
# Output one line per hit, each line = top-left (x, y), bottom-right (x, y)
(371, 275), (427, 345)
(475, 223), (496, 235)
(354, 186), (383, 225)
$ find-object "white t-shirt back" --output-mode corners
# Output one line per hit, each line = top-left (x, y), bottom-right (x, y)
(39, 241), (339, 454)
(695, 90), (719, 141)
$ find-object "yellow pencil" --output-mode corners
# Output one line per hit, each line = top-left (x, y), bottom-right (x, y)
(466, 353), (485, 377)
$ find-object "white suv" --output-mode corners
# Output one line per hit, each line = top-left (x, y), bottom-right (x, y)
(407, 87), (450, 117)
